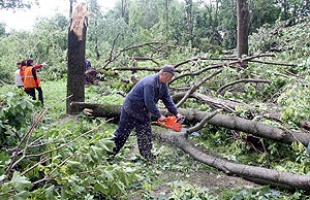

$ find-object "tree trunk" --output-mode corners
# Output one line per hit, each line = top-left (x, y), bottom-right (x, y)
(185, 0), (193, 48)
(237, 0), (248, 68)
(153, 130), (310, 192)
(70, 102), (310, 146)
(66, 4), (88, 115)
(165, 0), (168, 43)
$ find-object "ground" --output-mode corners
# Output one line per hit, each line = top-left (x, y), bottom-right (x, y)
(128, 143), (260, 199)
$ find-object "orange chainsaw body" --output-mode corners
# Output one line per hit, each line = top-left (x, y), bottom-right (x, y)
(157, 116), (182, 132)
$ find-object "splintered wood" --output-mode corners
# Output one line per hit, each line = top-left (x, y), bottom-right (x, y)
(70, 4), (89, 41)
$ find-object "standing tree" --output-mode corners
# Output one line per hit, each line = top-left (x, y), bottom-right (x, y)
(236, 0), (248, 68)
(185, 0), (193, 48)
(67, 3), (88, 115)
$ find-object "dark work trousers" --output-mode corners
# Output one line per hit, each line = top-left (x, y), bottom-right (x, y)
(25, 87), (44, 106)
(113, 106), (155, 161)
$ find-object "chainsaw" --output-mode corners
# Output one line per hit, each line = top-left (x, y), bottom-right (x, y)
(157, 116), (184, 132)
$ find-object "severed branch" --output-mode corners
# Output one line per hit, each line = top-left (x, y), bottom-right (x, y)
(5, 106), (49, 174)
(170, 54), (276, 84)
(173, 92), (245, 112)
(133, 56), (160, 66)
(217, 79), (271, 95)
(104, 33), (121, 68)
(21, 157), (52, 176)
(176, 70), (222, 107)
(103, 41), (166, 68)
(24, 120), (107, 158)
(185, 109), (222, 135)
(206, 56), (297, 67)
(4, 95), (72, 175)
(33, 152), (78, 186)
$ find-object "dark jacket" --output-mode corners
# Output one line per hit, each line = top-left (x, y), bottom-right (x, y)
(123, 73), (178, 121)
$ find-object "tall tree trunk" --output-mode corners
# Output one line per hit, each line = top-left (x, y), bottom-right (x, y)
(185, 0), (193, 48)
(237, 0), (248, 68)
(66, 4), (88, 115)
(165, 0), (169, 43)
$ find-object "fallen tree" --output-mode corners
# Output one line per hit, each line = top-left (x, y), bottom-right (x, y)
(153, 129), (310, 192)
(70, 101), (310, 193)
(70, 102), (310, 146)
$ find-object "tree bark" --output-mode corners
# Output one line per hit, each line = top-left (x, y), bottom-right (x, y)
(70, 102), (310, 146)
(237, 0), (248, 68)
(66, 4), (88, 115)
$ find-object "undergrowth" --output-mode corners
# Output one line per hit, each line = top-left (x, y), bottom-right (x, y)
(1, 70), (310, 199)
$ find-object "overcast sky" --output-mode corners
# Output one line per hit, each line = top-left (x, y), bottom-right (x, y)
(0, 0), (117, 32)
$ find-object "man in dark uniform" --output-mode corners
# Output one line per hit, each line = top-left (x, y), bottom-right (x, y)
(112, 65), (183, 161)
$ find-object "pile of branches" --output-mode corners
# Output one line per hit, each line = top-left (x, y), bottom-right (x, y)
(72, 53), (310, 193)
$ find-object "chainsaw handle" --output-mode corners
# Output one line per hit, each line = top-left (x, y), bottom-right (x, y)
(157, 119), (166, 125)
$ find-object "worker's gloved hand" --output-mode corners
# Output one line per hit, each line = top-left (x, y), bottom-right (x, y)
(158, 115), (166, 122)
(42, 62), (48, 66)
(176, 113), (184, 123)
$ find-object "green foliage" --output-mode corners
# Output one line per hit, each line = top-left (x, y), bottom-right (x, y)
(0, 89), (38, 146)
(249, 17), (310, 62)
(167, 181), (217, 200)
(277, 78), (310, 126)
(0, 89), (36, 129)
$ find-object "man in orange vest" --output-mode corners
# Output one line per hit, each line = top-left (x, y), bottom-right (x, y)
(20, 60), (46, 83)
(23, 59), (44, 105)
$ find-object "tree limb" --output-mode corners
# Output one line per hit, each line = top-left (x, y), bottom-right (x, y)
(153, 129), (310, 192)
(217, 78), (271, 95)
(176, 70), (222, 107)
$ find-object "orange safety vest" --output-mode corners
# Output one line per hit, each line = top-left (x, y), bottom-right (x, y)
(23, 67), (41, 88)
(20, 64), (42, 82)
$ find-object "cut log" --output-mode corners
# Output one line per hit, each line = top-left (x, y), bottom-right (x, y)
(153, 129), (310, 192)
(70, 102), (310, 146)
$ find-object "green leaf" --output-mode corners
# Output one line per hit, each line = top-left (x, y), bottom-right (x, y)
(9, 171), (32, 192)
(0, 174), (6, 181)
(12, 191), (29, 200)
(94, 182), (108, 193)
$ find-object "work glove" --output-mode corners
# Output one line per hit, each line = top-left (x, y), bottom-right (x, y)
(42, 62), (48, 66)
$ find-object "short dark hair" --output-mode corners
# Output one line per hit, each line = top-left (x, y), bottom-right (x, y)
(27, 59), (34, 66)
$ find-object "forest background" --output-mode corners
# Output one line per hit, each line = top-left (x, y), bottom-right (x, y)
(1, 0), (310, 199)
